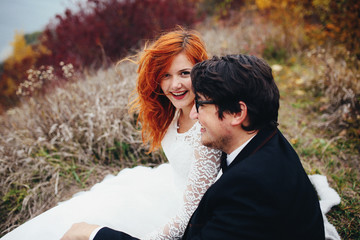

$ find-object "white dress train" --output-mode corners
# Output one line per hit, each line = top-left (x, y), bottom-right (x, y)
(309, 174), (342, 240)
(1, 111), (222, 240)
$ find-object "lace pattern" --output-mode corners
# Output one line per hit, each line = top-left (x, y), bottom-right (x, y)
(144, 112), (221, 239)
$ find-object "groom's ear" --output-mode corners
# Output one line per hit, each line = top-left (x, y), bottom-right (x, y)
(230, 101), (248, 126)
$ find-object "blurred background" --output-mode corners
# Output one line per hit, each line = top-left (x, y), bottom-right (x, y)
(0, 0), (359, 239)
(0, 0), (82, 61)
(0, 0), (359, 116)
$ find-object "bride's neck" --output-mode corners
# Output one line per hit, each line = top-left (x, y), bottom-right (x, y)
(177, 107), (196, 133)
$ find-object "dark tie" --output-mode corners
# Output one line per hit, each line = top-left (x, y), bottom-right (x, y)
(220, 152), (228, 173)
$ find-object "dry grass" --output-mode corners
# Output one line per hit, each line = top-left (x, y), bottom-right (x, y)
(0, 62), (165, 235)
(0, 13), (359, 239)
(305, 46), (360, 139)
(199, 10), (284, 57)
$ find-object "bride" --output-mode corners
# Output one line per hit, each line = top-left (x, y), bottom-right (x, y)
(1, 28), (222, 240)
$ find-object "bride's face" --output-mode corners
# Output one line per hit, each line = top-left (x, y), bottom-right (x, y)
(160, 52), (195, 111)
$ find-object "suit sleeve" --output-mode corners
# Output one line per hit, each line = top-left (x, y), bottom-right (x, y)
(93, 227), (140, 240)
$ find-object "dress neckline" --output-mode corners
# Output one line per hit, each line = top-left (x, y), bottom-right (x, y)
(173, 109), (198, 136)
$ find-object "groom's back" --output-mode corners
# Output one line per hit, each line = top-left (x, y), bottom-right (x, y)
(183, 128), (325, 240)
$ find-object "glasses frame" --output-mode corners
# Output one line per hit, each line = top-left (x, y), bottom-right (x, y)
(195, 98), (215, 113)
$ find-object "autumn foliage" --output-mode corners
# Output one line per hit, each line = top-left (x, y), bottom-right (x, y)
(0, 0), (359, 118)
(37, 0), (201, 69)
(0, 33), (50, 111)
(254, 0), (360, 57)
(253, 0), (359, 137)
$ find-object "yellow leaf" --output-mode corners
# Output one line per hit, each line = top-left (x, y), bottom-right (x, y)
(295, 78), (305, 85)
(294, 89), (305, 96)
(271, 64), (283, 72)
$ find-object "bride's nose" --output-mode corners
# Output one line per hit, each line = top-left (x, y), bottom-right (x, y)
(172, 76), (182, 89)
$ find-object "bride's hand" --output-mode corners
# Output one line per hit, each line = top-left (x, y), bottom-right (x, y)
(60, 222), (100, 240)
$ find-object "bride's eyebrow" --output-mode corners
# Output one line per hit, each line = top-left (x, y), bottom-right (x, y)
(178, 68), (192, 72)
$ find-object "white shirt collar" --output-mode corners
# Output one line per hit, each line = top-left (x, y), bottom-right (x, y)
(226, 134), (256, 166)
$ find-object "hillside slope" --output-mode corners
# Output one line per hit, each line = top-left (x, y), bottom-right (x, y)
(1, 22), (359, 239)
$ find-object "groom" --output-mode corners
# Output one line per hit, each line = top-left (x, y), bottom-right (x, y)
(62, 54), (325, 239)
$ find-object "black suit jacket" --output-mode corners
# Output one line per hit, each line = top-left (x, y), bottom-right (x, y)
(94, 126), (325, 240)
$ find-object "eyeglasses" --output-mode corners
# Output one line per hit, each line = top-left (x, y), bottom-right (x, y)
(195, 98), (215, 113)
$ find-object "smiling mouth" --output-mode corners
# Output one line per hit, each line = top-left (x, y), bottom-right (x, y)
(171, 91), (187, 96)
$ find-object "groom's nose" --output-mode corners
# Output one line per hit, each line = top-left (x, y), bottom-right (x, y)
(189, 104), (198, 120)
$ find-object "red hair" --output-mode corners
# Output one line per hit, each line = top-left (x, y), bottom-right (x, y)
(129, 27), (208, 152)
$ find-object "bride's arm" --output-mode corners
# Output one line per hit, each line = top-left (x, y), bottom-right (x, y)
(144, 137), (221, 239)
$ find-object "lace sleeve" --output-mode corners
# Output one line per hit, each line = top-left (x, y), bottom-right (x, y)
(144, 125), (221, 239)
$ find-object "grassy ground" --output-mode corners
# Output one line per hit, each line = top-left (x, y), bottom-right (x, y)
(1, 18), (359, 239)
(274, 62), (360, 239)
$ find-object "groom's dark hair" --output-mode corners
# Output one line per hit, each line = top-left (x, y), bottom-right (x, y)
(191, 54), (280, 131)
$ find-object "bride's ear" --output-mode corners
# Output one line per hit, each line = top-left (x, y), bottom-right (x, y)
(231, 101), (248, 126)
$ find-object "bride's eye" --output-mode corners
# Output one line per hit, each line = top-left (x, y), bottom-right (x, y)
(181, 71), (190, 77)
(162, 73), (171, 79)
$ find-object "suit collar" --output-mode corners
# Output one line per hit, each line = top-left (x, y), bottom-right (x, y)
(222, 126), (278, 172)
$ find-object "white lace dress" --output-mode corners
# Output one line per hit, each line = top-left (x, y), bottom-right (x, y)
(1, 112), (222, 240)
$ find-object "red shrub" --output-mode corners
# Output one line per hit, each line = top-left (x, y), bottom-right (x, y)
(37, 0), (201, 70)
